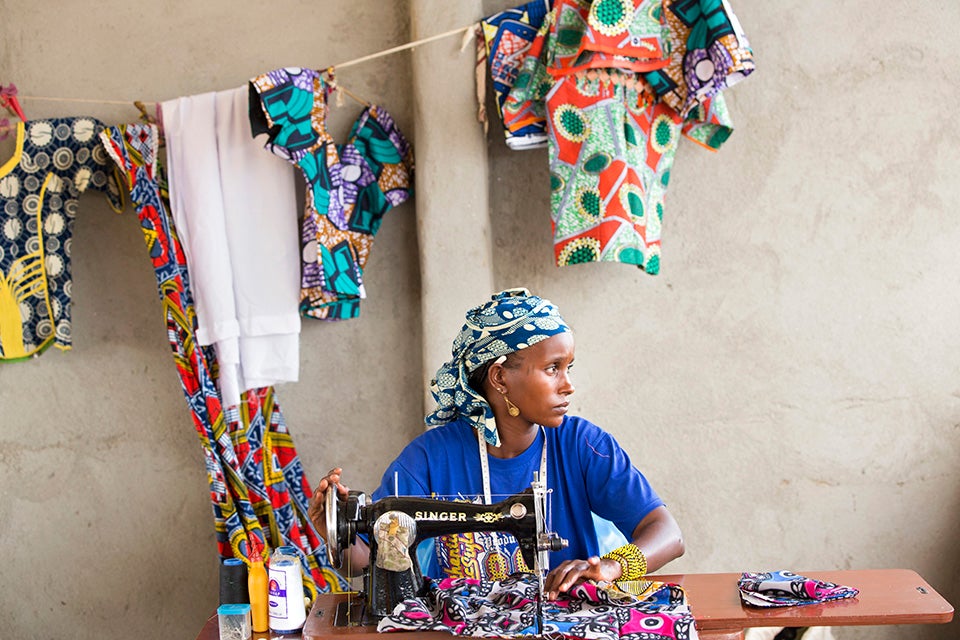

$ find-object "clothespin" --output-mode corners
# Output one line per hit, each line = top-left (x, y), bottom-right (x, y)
(0, 83), (27, 122)
(323, 67), (341, 105)
(471, 23), (488, 134)
(323, 66), (371, 109)
(154, 102), (165, 144)
(326, 67), (346, 108)
(134, 100), (165, 143)
(134, 100), (156, 124)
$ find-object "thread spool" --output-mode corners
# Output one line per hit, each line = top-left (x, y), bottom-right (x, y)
(219, 558), (249, 605)
(268, 546), (306, 634)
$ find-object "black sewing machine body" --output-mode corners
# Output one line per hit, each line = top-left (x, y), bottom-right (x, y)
(326, 484), (566, 626)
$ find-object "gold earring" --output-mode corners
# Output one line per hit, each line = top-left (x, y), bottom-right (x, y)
(503, 393), (520, 417)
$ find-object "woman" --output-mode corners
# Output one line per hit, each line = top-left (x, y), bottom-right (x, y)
(308, 288), (684, 599)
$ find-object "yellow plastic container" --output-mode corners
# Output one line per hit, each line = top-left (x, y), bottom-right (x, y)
(247, 557), (269, 633)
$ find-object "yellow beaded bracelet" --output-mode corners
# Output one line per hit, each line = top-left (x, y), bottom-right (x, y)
(602, 543), (648, 581)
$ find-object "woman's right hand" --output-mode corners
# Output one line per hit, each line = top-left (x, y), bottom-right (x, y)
(307, 467), (371, 576)
(308, 467), (349, 541)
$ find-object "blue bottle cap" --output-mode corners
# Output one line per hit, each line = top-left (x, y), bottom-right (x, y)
(223, 558), (245, 566)
(218, 603), (251, 615)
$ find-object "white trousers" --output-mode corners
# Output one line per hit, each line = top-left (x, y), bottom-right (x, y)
(162, 86), (301, 408)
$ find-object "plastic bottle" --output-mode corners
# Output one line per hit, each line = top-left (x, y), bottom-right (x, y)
(248, 553), (269, 633)
(268, 546), (306, 634)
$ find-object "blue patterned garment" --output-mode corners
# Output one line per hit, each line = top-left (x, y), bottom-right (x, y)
(425, 288), (570, 446)
(0, 117), (123, 361)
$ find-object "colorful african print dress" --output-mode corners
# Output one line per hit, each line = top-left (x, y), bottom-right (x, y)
(0, 117), (123, 361)
(503, 0), (754, 275)
(98, 123), (348, 597)
(249, 67), (414, 320)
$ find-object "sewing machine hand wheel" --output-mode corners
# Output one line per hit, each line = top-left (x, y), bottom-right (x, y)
(325, 485), (364, 568)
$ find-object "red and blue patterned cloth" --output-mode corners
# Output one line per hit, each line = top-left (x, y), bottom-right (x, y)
(98, 123), (348, 598)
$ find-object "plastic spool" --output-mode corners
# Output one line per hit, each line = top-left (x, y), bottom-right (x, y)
(219, 558), (249, 605)
(268, 546), (306, 634)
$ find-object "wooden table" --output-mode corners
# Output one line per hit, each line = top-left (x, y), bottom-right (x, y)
(196, 569), (953, 640)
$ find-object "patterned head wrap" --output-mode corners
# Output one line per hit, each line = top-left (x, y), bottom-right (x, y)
(425, 288), (570, 445)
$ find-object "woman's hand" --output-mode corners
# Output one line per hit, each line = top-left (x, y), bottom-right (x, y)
(307, 467), (349, 541)
(307, 467), (371, 577)
(542, 556), (622, 600)
(542, 506), (685, 600)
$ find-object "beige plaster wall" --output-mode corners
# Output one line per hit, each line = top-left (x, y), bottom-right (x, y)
(0, 1), (957, 640)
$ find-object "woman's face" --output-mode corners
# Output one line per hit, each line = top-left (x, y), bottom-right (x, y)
(500, 331), (576, 428)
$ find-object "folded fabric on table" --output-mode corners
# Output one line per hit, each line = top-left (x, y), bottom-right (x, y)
(738, 571), (859, 608)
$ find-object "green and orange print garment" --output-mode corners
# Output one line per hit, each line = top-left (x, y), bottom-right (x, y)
(546, 71), (732, 274)
(504, 0), (753, 274)
(506, 16), (733, 274)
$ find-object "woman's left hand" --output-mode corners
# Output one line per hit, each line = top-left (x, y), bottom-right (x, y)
(542, 556), (621, 600)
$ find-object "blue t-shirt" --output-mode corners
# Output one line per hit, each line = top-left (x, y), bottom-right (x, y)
(370, 415), (663, 579)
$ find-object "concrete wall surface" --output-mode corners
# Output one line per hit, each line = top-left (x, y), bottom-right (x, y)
(0, 1), (957, 639)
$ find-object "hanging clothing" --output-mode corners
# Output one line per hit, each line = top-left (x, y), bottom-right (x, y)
(98, 123), (348, 598)
(160, 86), (301, 409)
(504, 0), (746, 274)
(379, 573), (696, 640)
(0, 117), (123, 361)
(249, 67), (414, 320)
(480, 0), (552, 149)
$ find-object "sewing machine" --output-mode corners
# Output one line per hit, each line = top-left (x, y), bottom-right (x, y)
(324, 476), (567, 627)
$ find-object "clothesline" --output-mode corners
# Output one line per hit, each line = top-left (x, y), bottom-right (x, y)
(335, 23), (475, 70)
(10, 84), (371, 110)
(11, 22), (477, 109)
